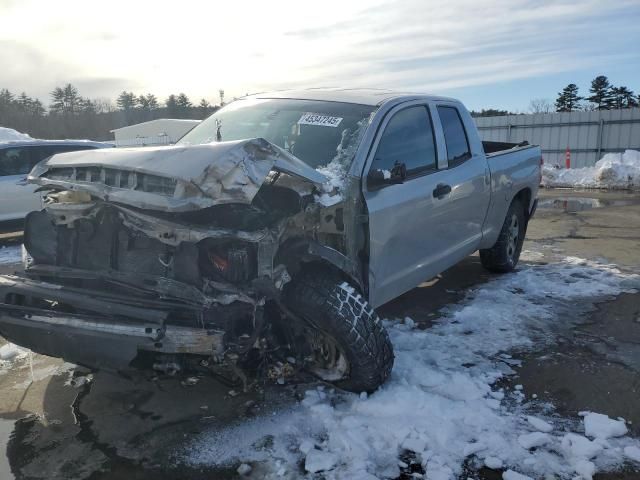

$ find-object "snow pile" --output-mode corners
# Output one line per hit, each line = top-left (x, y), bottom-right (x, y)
(542, 150), (640, 189)
(0, 343), (27, 361)
(0, 245), (22, 265)
(582, 412), (628, 440)
(0, 343), (29, 375)
(0, 127), (32, 142)
(184, 256), (640, 479)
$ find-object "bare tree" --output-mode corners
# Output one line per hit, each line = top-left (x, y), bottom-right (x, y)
(528, 98), (553, 114)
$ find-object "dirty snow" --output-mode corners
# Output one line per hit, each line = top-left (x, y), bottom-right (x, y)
(0, 245), (22, 265)
(184, 255), (640, 479)
(625, 446), (640, 463)
(0, 126), (33, 142)
(0, 343), (27, 361)
(542, 149), (640, 189)
(0, 342), (28, 376)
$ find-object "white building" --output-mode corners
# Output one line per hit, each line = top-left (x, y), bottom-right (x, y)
(111, 119), (201, 147)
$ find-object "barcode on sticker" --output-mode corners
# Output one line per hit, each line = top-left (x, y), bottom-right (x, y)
(298, 112), (343, 127)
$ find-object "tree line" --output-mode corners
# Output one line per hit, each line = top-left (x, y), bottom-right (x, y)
(472, 75), (638, 117)
(0, 84), (221, 140)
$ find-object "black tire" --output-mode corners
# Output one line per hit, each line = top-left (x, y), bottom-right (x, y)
(282, 268), (394, 393)
(480, 198), (526, 273)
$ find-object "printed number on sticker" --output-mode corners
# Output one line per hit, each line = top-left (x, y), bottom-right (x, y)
(298, 112), (343, 128)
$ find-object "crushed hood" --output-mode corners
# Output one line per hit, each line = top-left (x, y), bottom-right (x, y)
(29, 138), (329, 212)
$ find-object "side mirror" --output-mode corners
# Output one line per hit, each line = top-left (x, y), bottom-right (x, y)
(367, 161), (407, 188)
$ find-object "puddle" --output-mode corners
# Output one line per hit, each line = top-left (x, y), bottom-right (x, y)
(0, 418), (15, 480)
(538, 196), (638, 213)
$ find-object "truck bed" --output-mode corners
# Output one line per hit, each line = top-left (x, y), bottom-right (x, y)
(483, 140), (531, 156)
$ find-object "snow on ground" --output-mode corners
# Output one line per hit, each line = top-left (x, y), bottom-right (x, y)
(183, 256), (640, 479)
(0, 245), (22, 265)
(0, 126), (33, 142)
(542, 150), (640, 189)
(0, 343), (29, 376)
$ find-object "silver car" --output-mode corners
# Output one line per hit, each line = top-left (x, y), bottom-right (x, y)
(0, 140), (109, 223)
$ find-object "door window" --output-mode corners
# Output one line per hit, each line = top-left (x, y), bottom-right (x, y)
(437, 106), (471, 166)
(371, 106), (437, 176)
(0, 148), (31, 177)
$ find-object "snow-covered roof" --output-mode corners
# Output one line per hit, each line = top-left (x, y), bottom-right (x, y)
(110, 119), (201, 133)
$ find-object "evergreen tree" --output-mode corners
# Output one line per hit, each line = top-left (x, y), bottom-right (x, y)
(176, 93), (192, 109)
(587, 76), (613, 110)
(63, 83), (82, 114)
(138, 93), (159, 111)
(49, 87), (66, 114)
(116, 91), (137, 111)
(50, 84), (83, 115)
(610, 86), (638, 109)
(555, 83), (582, 112)
(165, 94), (179, 116)
(469, 109), (511, 117)
(198, 98), (212, 118)
(29, 99), (46, 117)
(0, 88), (14, 106)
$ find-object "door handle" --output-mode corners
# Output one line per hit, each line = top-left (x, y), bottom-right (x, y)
(432, 183), (452, 199)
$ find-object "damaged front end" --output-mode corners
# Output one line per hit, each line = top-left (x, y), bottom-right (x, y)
(0, 138), (356, 387)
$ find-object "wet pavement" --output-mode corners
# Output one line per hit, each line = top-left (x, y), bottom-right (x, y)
(1, 188), (639, 480)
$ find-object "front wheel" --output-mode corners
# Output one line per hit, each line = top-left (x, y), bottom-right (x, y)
(480, 198), (526, 273)
(282, 268), (394, 393)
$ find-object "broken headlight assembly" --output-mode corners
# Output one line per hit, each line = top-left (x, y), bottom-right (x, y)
(199, 241), (256, 284)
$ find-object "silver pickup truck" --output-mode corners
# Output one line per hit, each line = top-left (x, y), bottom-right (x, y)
(0, 89), (541, 392)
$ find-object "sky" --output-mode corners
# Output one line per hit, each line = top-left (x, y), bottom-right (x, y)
(1, 0), (639, 112)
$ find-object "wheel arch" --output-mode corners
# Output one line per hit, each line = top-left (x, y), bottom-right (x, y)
(512, 187), (533, 221)
(275, 237), (365, 292)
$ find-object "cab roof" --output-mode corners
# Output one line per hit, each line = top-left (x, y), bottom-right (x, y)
(246, 88), (458, 107)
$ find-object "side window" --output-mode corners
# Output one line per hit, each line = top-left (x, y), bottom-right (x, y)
(437, 106), (471, 166)
(371, 106), (437, 176)
(0, 148), (31, 177)
(30, 145), (96, 171)
(48, 145), (95, 155)
(29, 146), (56, 166)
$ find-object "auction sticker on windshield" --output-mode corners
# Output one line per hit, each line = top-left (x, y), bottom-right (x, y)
(298, 112), (343, 127)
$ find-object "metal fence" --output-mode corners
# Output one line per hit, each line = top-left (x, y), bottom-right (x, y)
(474, 108), (640, 168)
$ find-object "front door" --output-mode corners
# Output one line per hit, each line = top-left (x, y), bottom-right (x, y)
(363, 102), (490, 308)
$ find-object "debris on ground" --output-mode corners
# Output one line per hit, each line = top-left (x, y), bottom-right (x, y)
(181, 376), (200, 387)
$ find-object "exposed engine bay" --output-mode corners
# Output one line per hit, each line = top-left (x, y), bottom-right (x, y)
(0, 138), (363, 389)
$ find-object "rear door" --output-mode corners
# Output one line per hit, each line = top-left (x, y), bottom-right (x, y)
(364, 101), (490, 308)
(432, 103), (491, 256)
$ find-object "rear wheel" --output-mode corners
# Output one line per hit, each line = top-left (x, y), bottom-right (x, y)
(282, 268), (394, 393)
(480, 199), (526, 273)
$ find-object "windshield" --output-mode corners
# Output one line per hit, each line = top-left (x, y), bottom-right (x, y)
(178, 98), (375, 169)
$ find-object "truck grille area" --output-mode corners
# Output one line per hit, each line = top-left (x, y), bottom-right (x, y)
(42, 166), (177, 196)
(24, 208), (201, 286)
